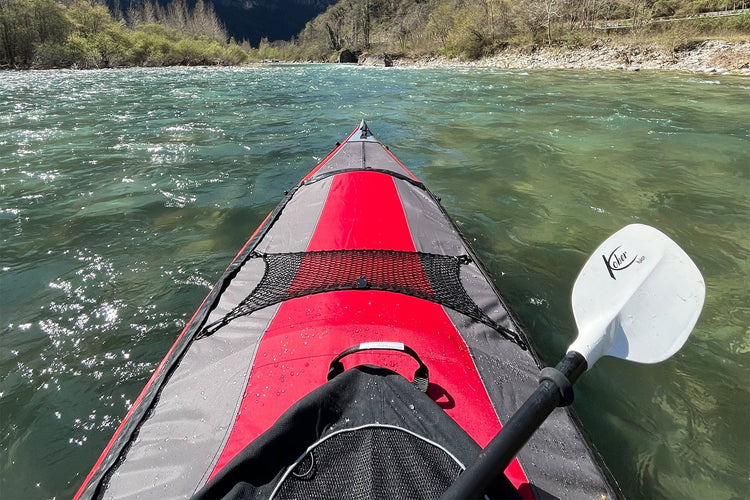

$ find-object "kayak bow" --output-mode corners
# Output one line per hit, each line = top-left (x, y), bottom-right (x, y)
(76, 122), (621, 499)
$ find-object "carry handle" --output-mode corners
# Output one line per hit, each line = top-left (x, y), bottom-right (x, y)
(327, 342), (429, 392)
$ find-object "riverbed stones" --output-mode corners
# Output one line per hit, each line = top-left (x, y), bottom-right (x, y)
(357, 41), (750, 75)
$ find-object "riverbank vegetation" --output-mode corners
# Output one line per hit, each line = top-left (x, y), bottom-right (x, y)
(269, 0), (750, 62)
(2, 0), (748, 69)
(0, 0), (247, 68)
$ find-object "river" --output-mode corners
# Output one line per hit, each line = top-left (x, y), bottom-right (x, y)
(1, 65), (748, 498)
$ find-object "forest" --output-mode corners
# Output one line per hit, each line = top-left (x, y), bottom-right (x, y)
(0, 0), (247, 68)
(1, 0), (748, 68)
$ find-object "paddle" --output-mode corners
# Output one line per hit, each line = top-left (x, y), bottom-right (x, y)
(442, 224), (705, 499)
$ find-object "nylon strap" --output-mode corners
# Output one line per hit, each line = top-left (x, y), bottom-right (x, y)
(539, 367), (574, 406)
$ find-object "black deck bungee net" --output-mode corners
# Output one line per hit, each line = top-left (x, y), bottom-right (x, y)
(198, 249), (527, 350)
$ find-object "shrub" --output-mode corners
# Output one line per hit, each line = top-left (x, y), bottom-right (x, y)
(93, 24), (132, 67)
(131, 26), (176, 65)
(32, 42), (78, 68)
(172, 37), (206, 64)
(728, 12), (750, 32)
(222, 42), (248, 64)
(66, 34), (103, 67)
(652, 0), (678, 17)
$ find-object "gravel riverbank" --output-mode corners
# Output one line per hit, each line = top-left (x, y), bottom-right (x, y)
(361, 40), (750, 74)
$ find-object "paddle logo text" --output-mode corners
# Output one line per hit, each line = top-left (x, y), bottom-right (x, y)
(603, 246), (645, 280)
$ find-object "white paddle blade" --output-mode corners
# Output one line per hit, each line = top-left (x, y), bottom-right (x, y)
(569, 224), (705, 367)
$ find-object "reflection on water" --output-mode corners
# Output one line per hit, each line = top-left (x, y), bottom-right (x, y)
(1, 66), (748, 498)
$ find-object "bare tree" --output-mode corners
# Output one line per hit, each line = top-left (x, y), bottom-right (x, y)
(165, 0), (188, 32)
(191, 0), (226, 41)
(542, 0), (561, 44)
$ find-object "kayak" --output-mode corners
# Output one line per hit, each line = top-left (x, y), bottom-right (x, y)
(76, 122), (621, 499)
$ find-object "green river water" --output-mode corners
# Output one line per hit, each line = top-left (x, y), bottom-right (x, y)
(1, 66), (748, 498)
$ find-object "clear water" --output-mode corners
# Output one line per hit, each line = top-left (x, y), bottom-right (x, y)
(1, 66), (748, 498)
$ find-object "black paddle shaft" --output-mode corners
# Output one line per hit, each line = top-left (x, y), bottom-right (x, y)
(442, 351), (588, 499)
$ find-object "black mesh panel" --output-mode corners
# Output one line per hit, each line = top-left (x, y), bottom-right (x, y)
(274, 426), (462, 500)
(200, 250), (525, 348)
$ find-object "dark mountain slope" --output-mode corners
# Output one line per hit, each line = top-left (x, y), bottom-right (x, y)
(214, 0), (336, 44)
(109, 0), (338, 44)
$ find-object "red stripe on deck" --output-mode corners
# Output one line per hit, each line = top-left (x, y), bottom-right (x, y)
(307, 171), (416, 251)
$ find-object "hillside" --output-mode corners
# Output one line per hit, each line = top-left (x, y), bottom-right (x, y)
(264, 0), (750, 63)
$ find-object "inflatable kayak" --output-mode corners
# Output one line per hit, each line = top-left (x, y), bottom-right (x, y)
(76, 122), (621, 499)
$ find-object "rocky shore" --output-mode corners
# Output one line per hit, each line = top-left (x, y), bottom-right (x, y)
(360, 40), (750, 75)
